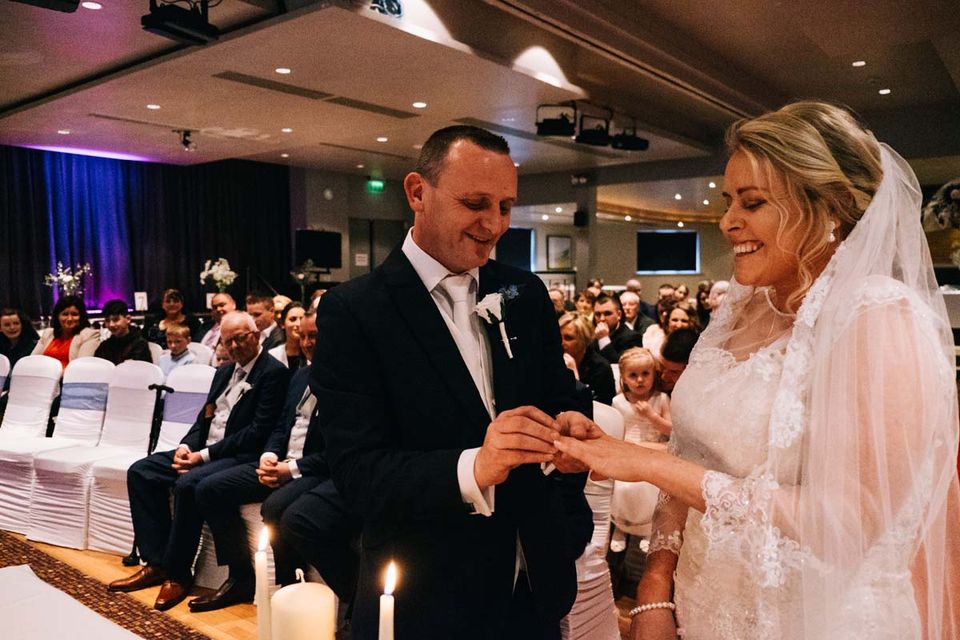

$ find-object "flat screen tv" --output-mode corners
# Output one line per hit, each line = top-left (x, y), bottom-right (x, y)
(636, 230), (699, 274)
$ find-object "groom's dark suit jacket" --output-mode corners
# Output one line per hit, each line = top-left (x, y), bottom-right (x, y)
(311, 249), (594, 640)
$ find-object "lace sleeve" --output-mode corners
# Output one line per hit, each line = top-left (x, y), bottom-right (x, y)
(647, 435), (687, 556)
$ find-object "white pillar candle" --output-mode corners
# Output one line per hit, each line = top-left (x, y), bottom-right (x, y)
(255, 526), (272, 640)
(271, 569), (336, 640)
(378, 561), (397, 640)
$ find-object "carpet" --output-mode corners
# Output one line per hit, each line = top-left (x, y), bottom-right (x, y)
(0, 529), (209, 639)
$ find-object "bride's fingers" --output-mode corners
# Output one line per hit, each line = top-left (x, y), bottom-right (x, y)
(553, 435), (592, 461)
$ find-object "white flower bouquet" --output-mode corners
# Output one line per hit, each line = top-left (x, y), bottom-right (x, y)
(44, 262), (92, 296)
(199, 258), (237, 292)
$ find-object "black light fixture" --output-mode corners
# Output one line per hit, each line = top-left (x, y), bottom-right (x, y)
(10, 0), (79, 11)
(611, 120), (650, 151)
(141, 0), (219, 45)
(575, 114), (611, 146)
(174, 129), (196, 151)
(536, 102), (577, 137)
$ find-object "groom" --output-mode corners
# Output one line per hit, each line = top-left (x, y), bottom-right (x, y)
(311, 125), (594, 639)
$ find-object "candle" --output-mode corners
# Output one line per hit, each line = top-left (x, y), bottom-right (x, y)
(255, 526), (272, 640)
(271, 569), (335, 640)
(378, 561), (397, 640)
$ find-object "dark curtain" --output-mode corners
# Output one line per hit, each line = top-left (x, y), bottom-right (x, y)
(0, 146), (291, 320)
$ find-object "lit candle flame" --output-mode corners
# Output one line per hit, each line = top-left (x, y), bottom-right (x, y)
(384, 561), (397, 595)
(258, 526), (270, 552)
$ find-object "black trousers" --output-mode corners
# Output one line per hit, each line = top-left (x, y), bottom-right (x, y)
(126, 450), (240, 579)
(278, 478), (361, 601)
(194, 461), (321, 579)
(504, 570), (562, 640)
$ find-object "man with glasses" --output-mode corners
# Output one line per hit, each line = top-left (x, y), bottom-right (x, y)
(108, 311), (289, 612)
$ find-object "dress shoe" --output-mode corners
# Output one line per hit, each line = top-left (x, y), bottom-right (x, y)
(188, 575), (255, 613)
(107, 565), (166, 592)
(154, 579), (192, 611)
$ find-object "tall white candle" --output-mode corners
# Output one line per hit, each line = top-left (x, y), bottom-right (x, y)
(272, 569), (336, 640)
(378, 561), (397, 640)
(255, 526), (272, 640)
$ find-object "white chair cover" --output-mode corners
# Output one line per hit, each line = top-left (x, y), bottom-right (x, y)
(147, 342), (162, 365)
(194, 503), (279, 592)
(0, 358), (113, 535)
(186, 342), (214, 366)
(87, 363), (215, 555)
(28, 361), (163, 549)
(561, 401), (624, 640)
(0, 353), (9, 393)
(0, 356), (61, 534)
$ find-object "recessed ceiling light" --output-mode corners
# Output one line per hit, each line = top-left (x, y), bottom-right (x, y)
(677, 221), (684, 228)
(554, 206), (562, 213)
(280, 153), (289, 158)
(411, 101), (427, 109)
(674, 193), (682, 200)
(541, 214), (550, 221)
(703, 199), (710, 206)
(281, 127), (293, 133)
(356, 164), (365, 169)
(275, 67), (292, 75)
(377, 136), (389, 143)
(624, 215), (632, 222)
(80, 1), (102, 9)
(851, 60), (866, 67)
(146, 104), (161, 110)
(878, 88), (891, 95)
(57, 129), (70, 135)
(708, 181), (716, 189)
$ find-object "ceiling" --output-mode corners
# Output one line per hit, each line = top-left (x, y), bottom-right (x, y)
(1, 0), (958, 218)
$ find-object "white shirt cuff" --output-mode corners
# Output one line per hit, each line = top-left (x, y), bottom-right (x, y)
(287, 459), (301, 479)
(260, 452), (279, 466)
(198, 448), (211, 463)
(598, 336), (612, 349)
(457, 447), (494, 516)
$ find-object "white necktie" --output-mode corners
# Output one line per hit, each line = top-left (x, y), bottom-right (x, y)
(439, 274), (489, 413)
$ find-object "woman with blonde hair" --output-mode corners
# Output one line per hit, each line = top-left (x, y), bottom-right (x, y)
(558, 312), (615, 405)
(556, 101), (960, 639)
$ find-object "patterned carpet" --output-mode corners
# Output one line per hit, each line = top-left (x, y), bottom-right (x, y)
(0, 530), (209, 640)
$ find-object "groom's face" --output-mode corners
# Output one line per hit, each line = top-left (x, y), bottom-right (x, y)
(407, 140), (517, 273)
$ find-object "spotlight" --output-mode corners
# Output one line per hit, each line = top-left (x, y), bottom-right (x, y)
(536, 102), (577, 137)
(575, 114), (610, 146)
(174, 129), (196, 151)
(612, 125), (649, 151)
(142, 0), (219, 45)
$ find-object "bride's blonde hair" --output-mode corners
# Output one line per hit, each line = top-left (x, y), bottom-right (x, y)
(725, 101), (883, 311)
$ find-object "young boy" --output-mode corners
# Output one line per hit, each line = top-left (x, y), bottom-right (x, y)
(94, 299), (152, 365)
(158, 323), (195, 376)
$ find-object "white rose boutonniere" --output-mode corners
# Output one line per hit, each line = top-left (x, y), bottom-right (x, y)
(475, 285), (521, 359)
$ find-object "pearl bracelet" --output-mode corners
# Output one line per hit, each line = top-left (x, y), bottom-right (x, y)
(628, 601), (675, 617)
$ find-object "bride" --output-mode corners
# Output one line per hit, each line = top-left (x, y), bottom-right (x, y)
(555, 101), (960, 639)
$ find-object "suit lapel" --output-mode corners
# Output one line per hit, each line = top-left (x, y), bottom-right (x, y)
(382, 250), (491, 430)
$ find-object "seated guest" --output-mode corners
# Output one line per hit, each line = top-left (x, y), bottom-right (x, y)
(574, 288), (597, 323)
(642, 297), (678, 359)
(695, 280), (714, 328)
(190, 309), (359, 610)
(32, 295), (100, 368)
(94, 299), (152, 366)
(246, 294), (283, 350)
(267, 302), (306, 369)
(308, 288), (326, 311)
(625, 279), (657, 320)
(658, 327), (698, 394)
(548, 287), (574, 318)
(0, 307), (39, 372)
(272, 295), (292, 323)
(213, 339), (233, 367)
(619, 291), (654, 334)
(144, 289), (200, 347)
(159, 324), (196, 377)
(559, 312), (615, 405)
(197, 293), (236, 349)
(108, 311), (289, 611)
(590, 294), (644, 364)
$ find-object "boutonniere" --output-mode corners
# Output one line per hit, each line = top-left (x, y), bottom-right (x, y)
(475, 285), (521, 359)
(227, 381), (253, 407)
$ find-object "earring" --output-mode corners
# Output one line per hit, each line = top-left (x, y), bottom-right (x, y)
(828, 222), (837, 243)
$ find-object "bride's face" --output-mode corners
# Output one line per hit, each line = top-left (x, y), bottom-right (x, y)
(720, 151), (806, 300)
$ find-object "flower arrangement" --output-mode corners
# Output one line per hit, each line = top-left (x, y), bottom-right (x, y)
(290, 259), (321, 287)
(199, 258), (237, 292)
(44, 262), (92, 296)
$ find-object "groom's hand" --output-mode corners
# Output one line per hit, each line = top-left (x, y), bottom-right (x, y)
(474, 406), (559, 488)
(552, 411), (603, 473)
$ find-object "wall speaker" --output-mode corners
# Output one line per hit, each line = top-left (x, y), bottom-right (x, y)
(295, 230), (342, 269)
(573, 209), (589, 227)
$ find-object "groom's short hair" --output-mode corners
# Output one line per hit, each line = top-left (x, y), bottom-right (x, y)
(414, 125), (510, 185)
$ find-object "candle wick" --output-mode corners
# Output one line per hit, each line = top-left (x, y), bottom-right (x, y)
(295, 568), (306, 583)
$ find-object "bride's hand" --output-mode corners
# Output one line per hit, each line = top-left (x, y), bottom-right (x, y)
(553, 434), (650, 482)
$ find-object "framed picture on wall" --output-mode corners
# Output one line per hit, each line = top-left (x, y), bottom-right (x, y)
(546, 235), (573, 270)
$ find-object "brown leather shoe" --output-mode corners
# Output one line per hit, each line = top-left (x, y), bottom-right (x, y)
(154, 579), (192, 611)
(107, 565), (167, 592)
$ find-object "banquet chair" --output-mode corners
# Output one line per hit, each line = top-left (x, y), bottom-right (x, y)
(561, 401), (625, 640)
(27, 360), (164, 549)
(610, 364), (621, 391)
(186, 342), (215, 366)
(0, 355), (63, 533)
(147, 341), (163, 365)
(87, 363), (215, 555)
(0, 358), (114, 534)
(0, 353), (9, 394)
